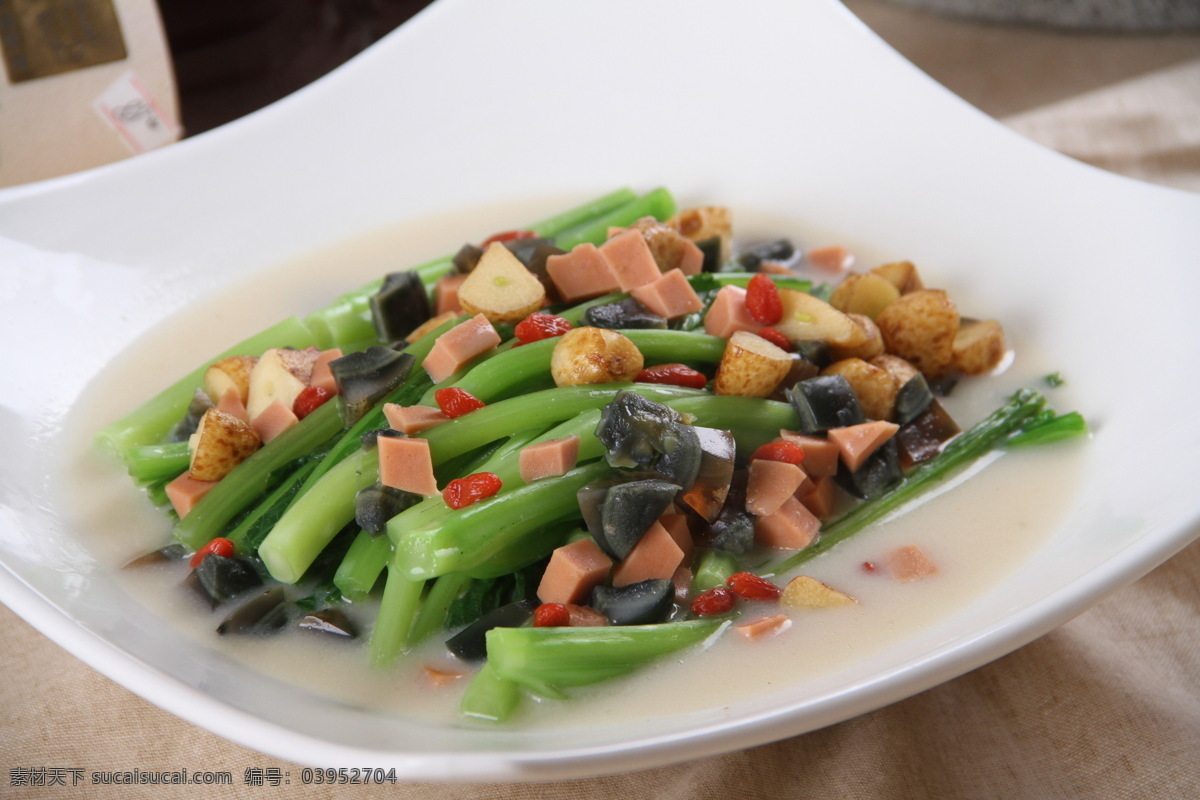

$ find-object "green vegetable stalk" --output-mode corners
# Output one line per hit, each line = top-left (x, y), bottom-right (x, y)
(122, 441), (191, 484)
(257, 447), (378, 583)
(333, 530), (393, 602)
(485, 620), (724, 703)
(459, 663), (523, 723)
(368, 560), (427, 666)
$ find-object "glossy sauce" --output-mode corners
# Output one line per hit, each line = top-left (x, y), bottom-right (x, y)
(62, 205), (1086, 729)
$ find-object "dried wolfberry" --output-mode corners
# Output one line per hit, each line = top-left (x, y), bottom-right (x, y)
(751, 440), (806, 465)
(435, 387), (486, 418)
(690, 586), (736, 617)
(292, 386), (332, 419)
(634, 363), (708, 389)
(861, 561), (878, 574)
(745, 273), (783, 325)
(727, 571), (782, 601)
(481, 229), (537, 247)
(533, 603), (571, 627)
(514, 312), (573, 345)
(442, 472), (502, 509)
(190, 537), (235, 568)
(757, 326), (791, 351)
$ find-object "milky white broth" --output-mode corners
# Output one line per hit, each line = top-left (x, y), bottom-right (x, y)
(62, 202), (1086, 730)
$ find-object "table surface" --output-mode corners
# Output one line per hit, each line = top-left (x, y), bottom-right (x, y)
(4, 2), (1199, 797)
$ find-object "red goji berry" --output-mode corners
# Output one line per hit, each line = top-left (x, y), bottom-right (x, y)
(727, 571), (782, 601)
(634, 363), (708, 389)
(757, 326), (791, 351)
(442, 472), (502, 509)
(751, 440), (806, 465)
(190, 537), (235, 568)
(533, 603), (571, 627)
(481, 229), (538, 247)
(514, 312), (573, 345)
(292, 386), (332, 420)
(690, 586), (736, 617)
(745, 273), (783, 325)
(861, 561), (878, 574)
(435, 387), (486, 418)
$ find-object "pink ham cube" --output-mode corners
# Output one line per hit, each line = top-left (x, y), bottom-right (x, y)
(611, 521), (685, 587)
(165, 472), (219, 518)
(518, 435), (580, 483)
(537, 538), (613, 605)
(309, 349), (343, 395)
(377, 435), (439, 497)
(703, 285), (762, 338)
(600, 229), (662, 292)
(546, 243), (620, 302)
(629, 269), (703, 320)
(421, 313), (500, 383)
(435, 273), (468, 315)
(755, 495), (821, 550)
(383, 403), (450, 435)
(250, 399), (298, 443)
(746, 459), (809, 517)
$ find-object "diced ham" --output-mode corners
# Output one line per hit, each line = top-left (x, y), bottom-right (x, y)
(435, 273), (468, 315)
(658, 512), (693, 564)
(250, 399), (299, 443)
(599, 229), (662, 291)
(611, 521), (685, 587)
(703, 285), (762, 338)
(676, 239), (704, 276)
(383, 403), (449, 434)
(421, 313), (500, 383)
(886, 544), (938, 581)
(309, 348), (343, 395)
(798, 475), (839, 519)
(808, 245), (854, 273)
(565, 603), (608, 627)
(630, 269), (703, 319)
(746, 459), (809, 517)
(546, 243), (620, 302)
(217, 386), (250, 423)
(778, 431), (840, 477)
(165, 472), (219, 518)
(518, 435), (580, 483)
(537, 538), (613, 604)
(755, 495), (821, 550)
(377, 436), (439, 497)
(827, 420), (900, 472)
(735, 613), (792, 641)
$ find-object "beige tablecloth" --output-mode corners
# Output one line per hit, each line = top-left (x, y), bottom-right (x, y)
(4, 3), (1199, 797)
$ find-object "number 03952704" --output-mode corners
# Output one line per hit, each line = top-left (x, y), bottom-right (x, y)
(299, 767), (398, 784)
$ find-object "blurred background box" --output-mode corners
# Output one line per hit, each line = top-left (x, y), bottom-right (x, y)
(0, 0), (428, 188)
(0, 0), (179, 187)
